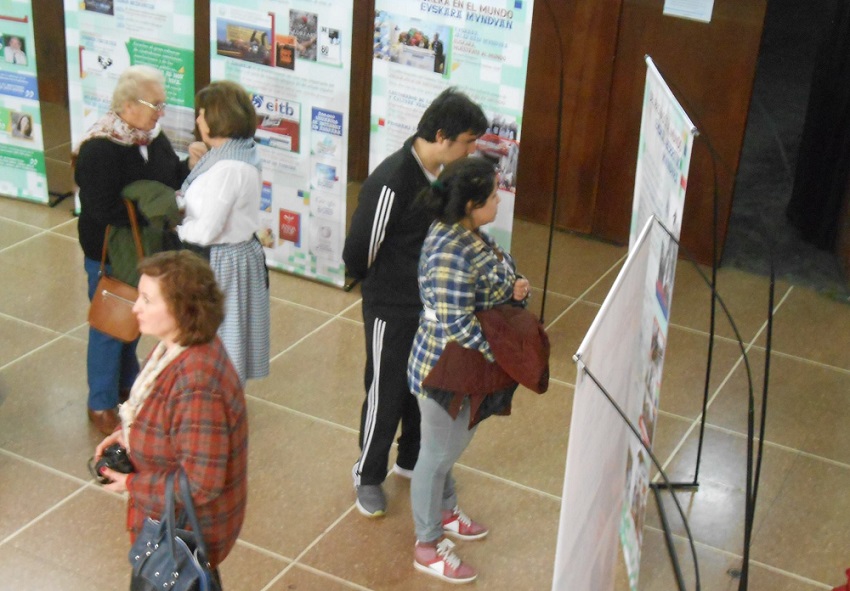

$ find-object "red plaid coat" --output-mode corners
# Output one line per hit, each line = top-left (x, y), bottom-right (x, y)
(125, 337), (248, 567)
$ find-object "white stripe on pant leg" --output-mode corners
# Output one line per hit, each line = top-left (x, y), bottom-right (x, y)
(354, 317), (386, 487)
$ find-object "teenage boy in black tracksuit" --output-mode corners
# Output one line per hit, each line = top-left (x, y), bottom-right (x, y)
(343, 88), (488, 517)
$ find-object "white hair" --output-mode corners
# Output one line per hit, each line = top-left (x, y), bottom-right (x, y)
(111, 65), (165, 113)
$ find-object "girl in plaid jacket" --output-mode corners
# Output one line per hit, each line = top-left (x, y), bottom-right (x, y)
(408, 158), (530, 584)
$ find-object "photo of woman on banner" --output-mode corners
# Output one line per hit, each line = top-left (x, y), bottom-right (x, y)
(11, 112), (32, 139)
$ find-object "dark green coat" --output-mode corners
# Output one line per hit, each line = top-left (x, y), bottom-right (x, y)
(107, 180), (181, 286)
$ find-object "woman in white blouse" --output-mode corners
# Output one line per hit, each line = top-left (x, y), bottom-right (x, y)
(177, 80), (270, 383)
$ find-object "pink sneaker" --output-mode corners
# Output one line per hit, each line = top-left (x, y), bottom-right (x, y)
(442, 506), (489, 540)
(414, 538), (477, 584)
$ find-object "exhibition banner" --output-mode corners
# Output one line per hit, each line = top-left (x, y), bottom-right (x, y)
(370, 0), (534, 250)
(64, 0), (196, 154)
(553, 218), (653, 591)
(630, 56), (696, 251)
(0, 0), (48, 203)
(554, 59), (696, 590)
(616, 57), (696, 589)
(210, 0), (353, 286)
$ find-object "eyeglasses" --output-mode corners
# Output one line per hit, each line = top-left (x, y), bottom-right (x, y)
(136, 99), (167, 113)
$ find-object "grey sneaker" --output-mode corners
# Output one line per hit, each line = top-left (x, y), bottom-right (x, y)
(355, 484), (386, 517)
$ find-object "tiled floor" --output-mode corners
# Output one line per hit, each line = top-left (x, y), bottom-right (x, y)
(1, 106), (849, 590)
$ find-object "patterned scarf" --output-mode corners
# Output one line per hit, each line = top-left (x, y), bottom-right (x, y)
(119, 341), (187, 450)
(72, 111), (160, 159)
(180, 137), (261, 195)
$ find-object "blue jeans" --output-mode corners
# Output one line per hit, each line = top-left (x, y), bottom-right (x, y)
(84, 257), (140, 411)
(411, 396), (478, 543)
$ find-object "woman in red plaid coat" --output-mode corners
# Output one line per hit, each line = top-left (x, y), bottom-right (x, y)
(94, 250), (248, 581)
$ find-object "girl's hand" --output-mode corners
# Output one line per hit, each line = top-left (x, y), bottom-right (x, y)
(513, 277), (530, 301)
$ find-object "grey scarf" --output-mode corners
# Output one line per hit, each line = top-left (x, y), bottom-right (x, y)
(180, 137), (261, 194)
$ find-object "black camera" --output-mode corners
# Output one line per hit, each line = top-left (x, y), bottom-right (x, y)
(88, 443), (135, 484)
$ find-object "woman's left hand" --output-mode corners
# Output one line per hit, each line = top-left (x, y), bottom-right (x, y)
(99, 467), (129, 493)
(513, 277), (531, 301)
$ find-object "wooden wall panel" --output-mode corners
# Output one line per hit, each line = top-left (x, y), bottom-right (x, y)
(594, 0), (767, 263)
(32, 0), (68, 105)
(515, 0), (622, 230)
(348, 0), (374, 180)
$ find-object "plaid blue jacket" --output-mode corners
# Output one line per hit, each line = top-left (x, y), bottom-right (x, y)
(408, 221), (519, 396)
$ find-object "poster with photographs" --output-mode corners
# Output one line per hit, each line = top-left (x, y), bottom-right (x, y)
(211, 0), (353, 287)
(64, 0), (196, 155)
(0, 2), (48, 203)
(370, 0), (534, 251)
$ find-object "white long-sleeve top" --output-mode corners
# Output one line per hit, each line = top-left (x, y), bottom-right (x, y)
(177, 160), (261, 246)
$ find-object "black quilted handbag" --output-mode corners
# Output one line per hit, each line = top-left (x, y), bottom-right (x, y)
(128, 470), (221, 591)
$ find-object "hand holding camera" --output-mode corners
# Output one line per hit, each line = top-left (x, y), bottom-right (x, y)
(89, 441), (134, 487)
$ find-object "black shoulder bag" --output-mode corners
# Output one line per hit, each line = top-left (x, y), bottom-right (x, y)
(128, 470), (221, 591)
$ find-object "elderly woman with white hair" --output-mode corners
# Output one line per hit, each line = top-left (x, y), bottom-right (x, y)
(75, 65), (204, 435)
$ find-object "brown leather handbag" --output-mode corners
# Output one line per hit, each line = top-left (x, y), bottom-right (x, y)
(87, 201), (143, 343)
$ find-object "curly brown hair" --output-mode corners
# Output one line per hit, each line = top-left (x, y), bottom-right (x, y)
(137, 251), (224, 346)
(195, 80), (257, 139)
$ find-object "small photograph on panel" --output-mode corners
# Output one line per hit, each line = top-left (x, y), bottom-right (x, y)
(289, 10), (318, 62)
(216, 18), (272, 66)
(84, 0), (114, 16)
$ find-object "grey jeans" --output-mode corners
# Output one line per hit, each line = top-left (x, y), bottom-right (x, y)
(411, 395), (479, 542)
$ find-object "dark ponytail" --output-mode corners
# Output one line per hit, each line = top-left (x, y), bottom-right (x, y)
(417, 157), (496, 224)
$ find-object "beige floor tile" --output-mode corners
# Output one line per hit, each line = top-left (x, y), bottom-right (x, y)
(6, 487), (131, 590)
(0, 454), (82, 540)
(543, 300), (600, 383)
(645, 426), (798, 554)
(0, 315), (59, 368)
(341, 302), (364, 323)
(0, 193), (76, 229)
(659, 328), (746, 420)
(0, 233), (88, 332)
(0, 219), (39, 250)
(48, 216), (78, 239)
(509, 220), (626, 298)
(463, 381), (573, 496)
(668, 265), (791, 344)
(750, 454), (850, 583)
(709, 349), (850, 463)
(248, 319), (364, 429)
(269, 270), (361, 315)
(534, 289), (575, 327)
(265, 564), (371, 591)
(218, 543), (291, 591)
(651, 413), (696, 473)
(742, 562), (834, 591)
(0, 544), (122, 591)
(0, 337), (103, 478)
(238, 400), (359, 558)
(301, 466), (560, 590)
(761, 285), (850, 370)
(268, 299), (335, 358)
